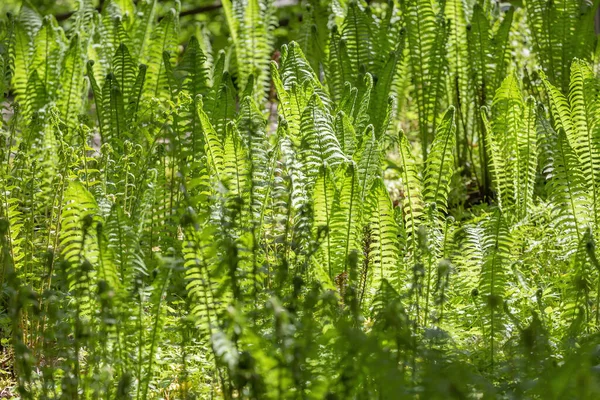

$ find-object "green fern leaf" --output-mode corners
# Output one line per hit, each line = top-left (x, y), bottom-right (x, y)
(9, 20), (34, 107)
(423, 107), (456, 220)
(59, 181), (99, 291)
(568, 60), (600, 228)
(539, 116), (592, 251)
(130, 0), (157, 60)
(355, 125), (380, 202)
(481, 107), (510, 211)
(340, 1), (373, 76)
(299, 94), (346, 180)
(57, 35), (86, 133)
(326, 26), (353, 102)
(330, 162), (362, 279)
(402, 0), (448, 159)
(312, 166), (337, 279)
(223, 122), (250, 196)
(397, 130), (424, 254)
(479, 210), (512, 366)
(365, 178), (400, 297)
(333, 111), (357, 156)
(112, 43), (137, 106)
(177, 36), (211, 99)
(489, 75), (538, 218)
(196, 96), (224, 179)
(143, 8), (178, 101)
(31, 16), (64, 100)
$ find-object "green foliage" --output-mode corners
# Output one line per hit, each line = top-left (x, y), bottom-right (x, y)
(2, 0), (600, 399)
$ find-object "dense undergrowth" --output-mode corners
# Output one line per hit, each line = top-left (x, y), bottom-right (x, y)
(2, 0), (600, 398)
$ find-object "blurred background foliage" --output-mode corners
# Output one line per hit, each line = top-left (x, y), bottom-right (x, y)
(0, 0), (313, 59)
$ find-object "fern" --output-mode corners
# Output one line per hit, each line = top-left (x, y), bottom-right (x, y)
(356, 125), (381, 202)
(330, 162), (362, 279)
(340, 1), (373, 80)
(567, 60), (600, 229)
(222, 0), (275, 102)
(423, 107), (456, 229)
(486, 75), (537, 218)
(479, 210), (512, 367)
(312, 166), (337, 280)
(300, 94), (346, 184)
(31, 16), (64, 100)
(223, 122), (250, 197)
(9, 19), (34, 107)
(143, 8), (178, 101)
(59, 180), (100, 315)
(365, 178), (400, 299)
(539, 114), (592, 252)
(527, 0), (599, 92)
(5, 2), (600, 397)
(444, 0), (469, 167)
(397, 130), (424, 256)
(402, 0), (448, 160)
(57, 35), (86, 134)
(196, 96), (225, 180)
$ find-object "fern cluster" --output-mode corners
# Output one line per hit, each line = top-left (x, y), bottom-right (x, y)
(2, 0), (600, 398)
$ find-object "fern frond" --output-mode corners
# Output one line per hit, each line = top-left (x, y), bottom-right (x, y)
(299, 94), (346, 181)
(369, 40), (404, 137)
(541, 73), (575, 142)
(312, 166), (337, 279)
(491, 7), (514, 94)
(31, 16), (64, 100)
(479, 210), (512, 366)
(527, 0), (599, 91)
(139, 260), (172, 400)
(333, 111), (356, 157)
(517, 97), (538, 219)
(340, 1), (373, 75)
(9, 20), (34, 106)
(365, 178), (400, 297)
(355, 125), (381, 202)
(330, 162), (362, 280)
(101, 73), (126, 150)
(326, 26), (353, 102)
(237, 96), (269, 224)
(296, 0), (328, 74)
(177, 36), (211, 99)
(402, 0), (448, 159)
(59, 181), (100, 305)
(112, 43), (137, 105)
(126, 63), (147, 119)
(445, 0), (470, 128)
(130, 0), (157, 60)
(568, 59), (600, 228)
(423, 107), (456, 221)
(57, 35), (86, 133)
(105, 204), (146, 286)
(143, 8), (178, 101)
(228, 0), (275, 102)
(278, 41), (331, 110)
(397, 130), (424, 255)
(490, 75), (537, 218)
(23, 69), (47, 119)
(539, 116), (592, 252)
(223, 122), (250, 197)
(17, 2), (42, 36)
(481, 107), (510, 211)
(196, 96), (224, 180)
(205, 73), (236, 139)
(106, 0), (136, 30)
(181, 208), (230, 339)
